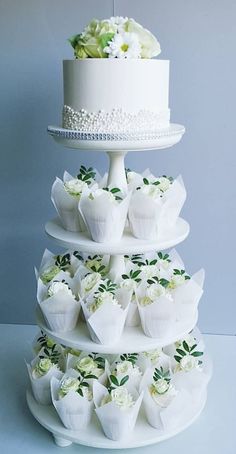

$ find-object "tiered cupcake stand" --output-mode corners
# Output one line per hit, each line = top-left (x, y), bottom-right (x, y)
(26, 123), (207, 448)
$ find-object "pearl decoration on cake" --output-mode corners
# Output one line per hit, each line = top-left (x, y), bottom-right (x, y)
(62, 105), (170, 134)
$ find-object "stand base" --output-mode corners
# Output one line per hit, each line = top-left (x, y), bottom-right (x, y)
(26, 389), (206, 449)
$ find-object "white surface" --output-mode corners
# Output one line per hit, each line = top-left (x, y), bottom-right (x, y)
(47, 123), (185, 150)
(36, 306), (198, 353)
(45, 216), (190, 254)
(63, 59), (169, 117)
(26, 389), (206, 449)
(0, 324), (235, 454)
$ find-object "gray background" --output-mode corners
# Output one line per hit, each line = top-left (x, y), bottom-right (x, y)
(0, 0), (235, 333)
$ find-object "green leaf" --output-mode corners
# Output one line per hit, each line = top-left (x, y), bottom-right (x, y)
(110, 375), (119, 386)
(183, 341), (190, 352)
(77, 388), (83, 397)
(120, 375), (129, 386)
(143, 178), (149, 185)
(110, 187), (121, 194)
(68, 34), (81, 49)
(174, 355), (182, 363)
(191, 351), (204, 357)
(99, 32), (115, 49)
(131, 270), (141, 279)
(176, 348), (186, 357)
(122, 274), (129, 280)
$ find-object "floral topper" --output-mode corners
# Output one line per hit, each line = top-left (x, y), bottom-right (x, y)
(69, 17), (161, 59)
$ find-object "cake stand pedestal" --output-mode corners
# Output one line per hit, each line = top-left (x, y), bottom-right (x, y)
(27, 123), (210, 448)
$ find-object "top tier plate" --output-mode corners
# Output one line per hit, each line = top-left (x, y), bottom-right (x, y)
(47, 124), (185, 151)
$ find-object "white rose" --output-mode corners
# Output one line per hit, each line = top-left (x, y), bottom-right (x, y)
(75, 356), (104, 378)
(169, 274), (186, 289)
(139, 296), (152, 306)
(147, 283), (166, 301)
(158, 259), (171, 270)
(47, 281), (73, 298)
(142, 348), (162, 364)
(81, 272), (101, 295)
(32, 358), (54, 378)
(101, 387), (134, 410)
(179, 354), (199, 372)
(59, 377), (79, 398)
(89, 188), (117, 204)
(40, 265), (60, 284)
(89, 291), (119, 313)
(85, 258), (103, 273)
(116, 360), (133, 376)
(126, 18), (161, 58)
(64, 178), (87, 198)
(150, 382), (177, 408)
(120, 278), (137, 292)
(157, 177), (171, 192)
(140, 264), (159, 279)
(140, 184), (162, 199)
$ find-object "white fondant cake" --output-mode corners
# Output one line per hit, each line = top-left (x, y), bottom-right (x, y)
(63, 59), (170, 133)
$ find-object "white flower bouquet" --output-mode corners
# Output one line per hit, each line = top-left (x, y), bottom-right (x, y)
(79, 186), (131, 243)
(27, 356), (62, 405)
(37, 274), (81, 332)
(51, 370), (94, 430)
(69, 17), (160, 60)
(128, 173), (186, 240)
(65, 352), (108, 386)
(109, 353), (142, 390)
(140, 366), (191, 430)
(81, 279), (131, 344)
(93, 380), (143, 441)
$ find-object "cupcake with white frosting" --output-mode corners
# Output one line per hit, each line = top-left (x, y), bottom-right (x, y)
(27, 356), (62, 405)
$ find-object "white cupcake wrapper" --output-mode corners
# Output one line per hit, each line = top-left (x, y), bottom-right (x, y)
(137, 296), (176, 338)
(79, 192), (131, 243)
(36, 270), (77, 304)
(81, 299), (129, 345)
(158, 175), (187, 232)
(173, 355), (213, 400)
(51, 177), (87, 232)
(128, 175), (186, 240)
(137, 351), (171, 374)
(39, 291), (80, 333)
(93, 381), (143, 441)
(51, 376), (94, 430)
(125, 299), (141, 327)
(173, 269), (205, 321)
(26, 359), (62, 405)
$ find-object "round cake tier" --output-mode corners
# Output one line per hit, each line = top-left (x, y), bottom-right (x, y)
(36, 306), (198, 354)
(26, 389), (206, 449)
(47, 124), (185, 151)
(45, 217), (189, 255)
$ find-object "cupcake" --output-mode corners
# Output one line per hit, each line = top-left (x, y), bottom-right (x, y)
(27, 356), (62, 405)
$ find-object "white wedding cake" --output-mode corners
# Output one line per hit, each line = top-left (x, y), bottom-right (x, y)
(62, 17), (170, 133)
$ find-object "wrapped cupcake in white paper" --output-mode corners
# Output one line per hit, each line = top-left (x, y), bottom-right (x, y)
(140, 366), (191, 430)
(32, 333), (65, 370)
(79, 186), (131, 243)
(81, 279), (131, 344)
(109, 353), (142, 390)
(83, 254), (109, 276)
(137, 281), (176, 338)
(77, 269), (103, 299)
(51, 370), (94, 430)
(170, 268), (205, 321)
(93, 380), (143, 441)
(163, 327), (205, 360)
(51, 169), (92, 232)
(37, 275), (80, 332)
(171, 340), (212, 402)
(66, 352), (108, 386)
(27, 356), (62, 405)
(128, 174), (186, 240)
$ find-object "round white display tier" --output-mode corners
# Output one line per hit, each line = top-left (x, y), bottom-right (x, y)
(26, 389), (206, 449)
(45, 217), (189, 255)
(47, 124), (185, 151)
(36, 306), (198, 354)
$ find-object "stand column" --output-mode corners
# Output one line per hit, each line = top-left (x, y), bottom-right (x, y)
(107, 151), (127, 192)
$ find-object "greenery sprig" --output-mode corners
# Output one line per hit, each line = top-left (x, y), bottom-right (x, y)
(73, 251), (83, 261)
(55, 253), (71, 271)
(121, 269), (142, 283)
(38, 342), (60, 365)
(124, 254), (144, 265)
(76, 371), (97, 397)
(147, 275), (170, 288)
(174, 341), (203, 364)
(77, 165), (96, 185)
(103, 187), (123, 201)
(108, 374), (129, 393)
(173, 269), (191, 280)
(120, 353), (138, 365)
(153, 366), (171, 384)
(88, 353), (106, 369)
(96, 279), (117, 295)
(157, 252), (171, 263)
